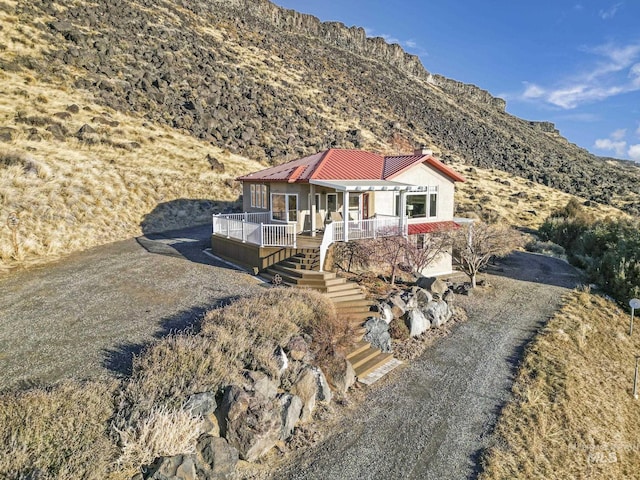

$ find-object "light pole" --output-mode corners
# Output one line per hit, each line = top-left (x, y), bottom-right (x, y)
(629, 299), (640, 335)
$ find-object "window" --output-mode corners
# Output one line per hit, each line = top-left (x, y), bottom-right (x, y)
(429, 189), (437, 218)
(327, 193), (337, 213)
(271, 193), (297, 222)
(250, 184), (269, 209)
(406, 194), (427, 218)
(404, 187), (438, 218)
(348, 194), (360, 221)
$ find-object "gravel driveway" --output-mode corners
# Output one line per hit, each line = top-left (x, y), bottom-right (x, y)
(0, 225), (262, 391)
(276, 251), (581, 480)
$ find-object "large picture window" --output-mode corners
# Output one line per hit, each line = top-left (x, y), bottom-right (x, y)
(271, 193), (298, 222)
(250, 184), (269, 209)
(403, 187), (438, 219)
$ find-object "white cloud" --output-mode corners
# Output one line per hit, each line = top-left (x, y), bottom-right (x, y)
(611, 128), (627, 140)
(636, 124), (640, 137)
(599, 2), (623, 20)
(405, 40), (417, 48)
(595, 138), (627, 156)
(628, 144), (640, 161)
(517, 41), (640, 109)
(522, 83), (546, 99)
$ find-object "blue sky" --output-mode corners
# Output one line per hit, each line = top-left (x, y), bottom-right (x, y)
(271, 1), (640, 161)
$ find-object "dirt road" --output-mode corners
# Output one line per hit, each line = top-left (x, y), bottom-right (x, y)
(276, 251), (581, 480)
(0, 225), (261, 391)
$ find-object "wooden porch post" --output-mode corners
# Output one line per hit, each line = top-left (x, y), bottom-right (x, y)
(399, 189), (407, 236)
(310, 183), (316, 237)
(343, 190), (349, 242)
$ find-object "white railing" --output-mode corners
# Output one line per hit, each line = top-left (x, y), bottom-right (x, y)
(319, 216), (406, 271)
(262, 223), (297, 248)
(212, 214), (296, 248)
(331, 216), (405, 242)
(319, 222), (334, 272)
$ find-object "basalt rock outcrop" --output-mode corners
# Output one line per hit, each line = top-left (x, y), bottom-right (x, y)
(9, 0), (640, 213)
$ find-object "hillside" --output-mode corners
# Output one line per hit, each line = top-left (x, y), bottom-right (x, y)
(0, 0), (632, 271)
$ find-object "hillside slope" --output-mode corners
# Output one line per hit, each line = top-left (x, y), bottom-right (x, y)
(0, 0), (631, 271)
(9, 0), (640, 212)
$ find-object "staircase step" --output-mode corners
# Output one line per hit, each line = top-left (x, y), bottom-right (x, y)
(328, 293), (367, 303)
(354, 352), (395, 379)
(270, 264), (336, 279)
(332, 298), (372, 308)
(358, 358), (403, 385)
(346, 340), (371, 359)
(347, 346), (382, 369)
(325, 286), (364, 298)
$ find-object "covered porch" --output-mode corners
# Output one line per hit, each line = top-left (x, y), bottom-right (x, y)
(212, 179), (432, 272)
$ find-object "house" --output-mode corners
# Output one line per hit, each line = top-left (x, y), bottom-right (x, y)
(211, 147), (465, 276)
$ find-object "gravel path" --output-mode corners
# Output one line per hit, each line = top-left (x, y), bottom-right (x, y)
(0, 225), (262, 391)
(276, 251), (581, 480)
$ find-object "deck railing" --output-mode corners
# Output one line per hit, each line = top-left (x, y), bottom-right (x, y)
(213, 213), (406, 269)
(212, 214), (296, 248)
(331, 216), (406, 242)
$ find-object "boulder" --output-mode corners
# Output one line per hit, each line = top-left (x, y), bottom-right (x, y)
(278, 393), (303, 440)
(185, 391), (219, 437)
(412, 287), (433, 308)
(416, 277), (448, 297)
(218, 385), (282, 462)
(274, 346), (288, 375)
(286, 335), (310, 361)
(405, 309), (431, 337)
(184, 392), (217, 417)
(422, 300), (452, 328)
(291, 367), (318, 423)
(311, 366), (332, 403)
(243, 370), (278, 400)
(401, 291), (418, 310)
(205, 153), (225, 173)
(0, 127), (16, 142)
(387, 293), (407, 316)
(327, 357), (356, 395)
(363, 317), (392, 352)
(196, 435), (238, 480)
(143, 454), (197, 480)
(375, 303), (394, 324)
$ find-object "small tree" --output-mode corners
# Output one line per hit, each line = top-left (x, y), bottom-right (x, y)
(451, 221), (523, 287)
(374, 227), (452, 285)
(403, 230), (451, 276)
(333, 240), (375, 272)
(374, 234), (406, 286)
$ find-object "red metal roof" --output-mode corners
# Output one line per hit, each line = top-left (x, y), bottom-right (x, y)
(311, 149), (384, 180)
(384, 155), (466, 183)
(237, 149), (465, 183)
(407, 221), (460, 235)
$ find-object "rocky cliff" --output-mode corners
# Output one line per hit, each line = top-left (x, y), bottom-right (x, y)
(8, 0), (640, 214)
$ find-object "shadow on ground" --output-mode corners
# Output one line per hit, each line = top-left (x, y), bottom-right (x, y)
(482, 250), (583, 289)
(136, 198), (242, 265)
(102, 294), (245, 378)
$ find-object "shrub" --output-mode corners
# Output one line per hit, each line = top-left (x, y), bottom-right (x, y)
(388, 317), (410, 340)
(0, 381), (118, 479)
(114, 405), (201, 471)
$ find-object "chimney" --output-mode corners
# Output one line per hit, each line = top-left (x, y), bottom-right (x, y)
(414, 145), (433, 156)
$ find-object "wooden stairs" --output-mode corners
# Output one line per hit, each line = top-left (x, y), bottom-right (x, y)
(262, 249), (401, 383)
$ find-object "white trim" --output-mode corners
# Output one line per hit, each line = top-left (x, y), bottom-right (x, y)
(310, 179), (429, 192)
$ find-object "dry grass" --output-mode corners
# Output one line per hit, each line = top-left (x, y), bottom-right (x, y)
(1, 289), (343, 478)
(453, 164), (626, 229)
(0, 380), (120, 479)
(114, 405), (202, 472)
(481, 290), (640, 479)
(0, 9), (263, 275)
